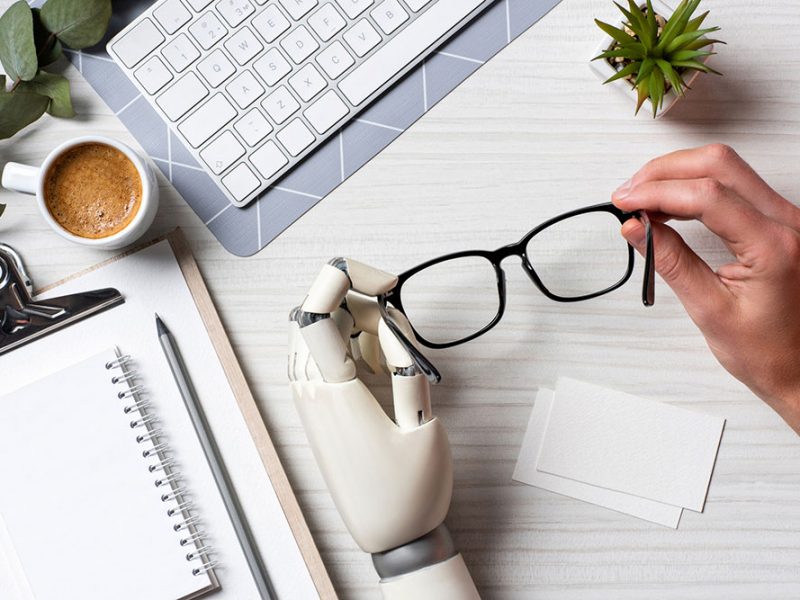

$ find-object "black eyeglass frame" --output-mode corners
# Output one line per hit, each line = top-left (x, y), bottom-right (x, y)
(377, 203), (654, 383)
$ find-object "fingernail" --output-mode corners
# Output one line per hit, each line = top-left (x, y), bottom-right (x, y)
(614, 178), (633, 199)
(621, 219), (645, 247)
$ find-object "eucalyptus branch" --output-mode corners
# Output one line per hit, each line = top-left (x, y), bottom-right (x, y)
(0, 0), (111, 140)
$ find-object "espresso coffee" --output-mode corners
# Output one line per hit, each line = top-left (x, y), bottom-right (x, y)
(44, 143), (142, 239)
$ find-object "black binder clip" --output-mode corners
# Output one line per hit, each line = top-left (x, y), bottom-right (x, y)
(0, 244), (124, 356)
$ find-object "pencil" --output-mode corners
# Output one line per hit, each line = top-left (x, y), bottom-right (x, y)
(156, 314), (275, 600)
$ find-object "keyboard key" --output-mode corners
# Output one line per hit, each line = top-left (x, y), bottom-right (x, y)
(308, 3), (346, 41)
(216, 0), (255, 26)
(154, 0), (192, 33)
(186, 0), (214, 10)
(334, 0), (372, 19)
(304, 89), (349, 133)
(156, 72), (209, 120)
(371, 0), (408, 35)
(226, 70), (265, 108)
(222, 163), (261, 201)
(234, 107), (273, 146)
(405, 0), (431, 10)
(277, 118), (315, 156)
(340, 0), (484, 105)
(316, 41), (354, 79)
(251, 4), (290, 43)
(189, 12), (228, 49)
(134, 55), (173, 94)
(162, 33), (201, 71)
(111, 18), (164, 68)
(253, 48), (292, 86)
(250, 140), (288, 178)
(288, 63), (326, 102)
(343, 19), (381, 57)
(200, 131), (246, 174)
(277, 0), (317, 20)
(224, 26), (263, 65)
(281, 25), (319, 64)
(178, 94), (237, 146)
(262, 86), (300, 124)
(198, 49), (236, 86)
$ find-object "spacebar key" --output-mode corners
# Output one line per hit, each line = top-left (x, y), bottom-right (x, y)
(338, 0), (486, 106)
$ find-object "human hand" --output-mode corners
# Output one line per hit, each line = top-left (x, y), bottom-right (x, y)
(612, 144), (800, 434)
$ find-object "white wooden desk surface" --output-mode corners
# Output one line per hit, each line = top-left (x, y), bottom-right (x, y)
(2, 0), (799, 598)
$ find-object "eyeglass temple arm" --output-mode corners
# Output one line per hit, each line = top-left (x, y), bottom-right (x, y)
(636, 210), (655, 307)
(378, 298), (442, 384)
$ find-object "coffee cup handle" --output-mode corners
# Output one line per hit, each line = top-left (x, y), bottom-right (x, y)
(1, 163), (40, 195)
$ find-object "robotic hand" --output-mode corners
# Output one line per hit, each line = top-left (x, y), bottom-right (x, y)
(289, 258), (480, 600)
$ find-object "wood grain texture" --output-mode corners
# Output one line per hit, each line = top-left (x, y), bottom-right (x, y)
(2, 0), (800, 598)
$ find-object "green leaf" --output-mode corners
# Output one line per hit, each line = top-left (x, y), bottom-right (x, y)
(665, 27), (720, 54)
(32, 8), (63, 67)
(0, 87), (49, 139)
(0, 1), (38, 82)
(621, 0), (651, 46)
(40, 0), (111, 49)
(648, 68), (665, 117)
(594, 44), (646, 61)
(595, 18), (638, 46)
(684, 37), (723, 51)
(668, 49), (714, 62)
(19, 70), (74, 117)
(686, 10), (709, 32)
(603, 61), (641, 84)
(656, 59), (685, 96)
(634, 57), (656, 85)
(656, 0), (701, 54)
(614, 1), (636, 26)
(635, 75), (650, 115)
(645, 0), (658, 45)
(671, 59), (722, 75)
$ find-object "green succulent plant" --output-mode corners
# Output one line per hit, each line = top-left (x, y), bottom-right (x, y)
(593, 0), (722, 117)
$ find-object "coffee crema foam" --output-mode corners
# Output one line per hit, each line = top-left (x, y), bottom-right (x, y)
(44, 143), (143, 239)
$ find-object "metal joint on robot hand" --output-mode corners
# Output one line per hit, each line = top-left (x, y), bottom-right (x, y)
(289, 306), (330, 328)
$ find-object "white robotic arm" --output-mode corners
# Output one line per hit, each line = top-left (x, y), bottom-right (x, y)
(289, 258), (480, 599)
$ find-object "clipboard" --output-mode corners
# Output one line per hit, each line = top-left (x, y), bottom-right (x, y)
(6, 228), (336, 600)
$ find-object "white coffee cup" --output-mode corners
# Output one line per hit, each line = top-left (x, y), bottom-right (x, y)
(1, 135), (158, 250)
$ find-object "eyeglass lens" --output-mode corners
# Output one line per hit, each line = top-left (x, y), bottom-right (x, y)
(399, 255), (500, 345)
(524, 210), (630, 298)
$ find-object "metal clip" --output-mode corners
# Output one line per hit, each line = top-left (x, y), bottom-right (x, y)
(0, 244), (123, 355)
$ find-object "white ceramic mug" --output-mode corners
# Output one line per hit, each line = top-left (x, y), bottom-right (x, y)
(1, 135), (158, 250)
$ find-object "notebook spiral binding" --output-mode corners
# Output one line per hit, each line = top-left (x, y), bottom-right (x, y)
(106, 353), (220, 577)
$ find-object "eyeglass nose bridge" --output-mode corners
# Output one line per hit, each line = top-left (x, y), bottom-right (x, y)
(494, 242), (557, 301)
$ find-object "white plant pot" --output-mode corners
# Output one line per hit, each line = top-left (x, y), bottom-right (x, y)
(589, 0), (713, 118)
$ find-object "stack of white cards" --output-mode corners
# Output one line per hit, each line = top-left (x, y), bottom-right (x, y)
(513, 378), (726, 528)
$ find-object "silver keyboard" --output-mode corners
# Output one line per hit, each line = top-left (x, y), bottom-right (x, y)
(108, 0), (493, 208)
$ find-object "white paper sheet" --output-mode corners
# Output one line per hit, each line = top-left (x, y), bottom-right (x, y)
(0, 512), (35, 600)
(537, 378), (725, 512)
(513, 389), (682, 528)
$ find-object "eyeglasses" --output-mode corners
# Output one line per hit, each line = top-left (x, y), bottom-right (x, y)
(377, 202), (654, 383)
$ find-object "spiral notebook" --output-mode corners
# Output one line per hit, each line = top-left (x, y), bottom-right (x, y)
(0, 348), (219, 600)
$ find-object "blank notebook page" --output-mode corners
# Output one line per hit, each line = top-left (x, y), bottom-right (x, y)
(0, 349), (215, 600)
